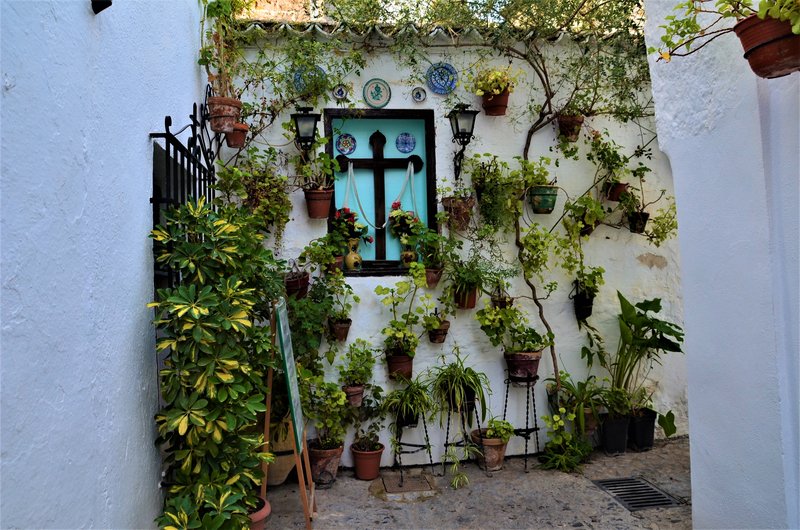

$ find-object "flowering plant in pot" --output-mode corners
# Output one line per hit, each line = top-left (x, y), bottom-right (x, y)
(651, 0), (800, 78)
(338, 339), (377, 407)
(475, 302), (553, 379)
(331, 207), (373, 269)
(470, 65), (520, 116)
(375, 263), (428, 379)
(150, 198), (284, 528)
(388, 201), (425, 265)
(470, 417), (515, 471)
(349, 385), (387, 480)
(427, 346), (490, 423)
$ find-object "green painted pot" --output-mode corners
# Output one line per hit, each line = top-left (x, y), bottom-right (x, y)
(528, 185), (558, 214)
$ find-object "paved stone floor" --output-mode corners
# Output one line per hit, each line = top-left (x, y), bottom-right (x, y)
(266, 436), (691, 529)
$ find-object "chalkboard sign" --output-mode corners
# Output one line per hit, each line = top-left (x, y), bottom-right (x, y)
(274, 298), (303, 454)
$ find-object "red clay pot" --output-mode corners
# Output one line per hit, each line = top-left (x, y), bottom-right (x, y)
(470, 429), (509, 471)
(308, 443), (343, 488)
(427, 320), (451, 343)
(351, 443), (385, 480)
(226, 122), (248, 148)
(482, 89), (510, 116)
(342, 384), (365, 407)
(605, 182), (629, 202)
(329, 318), (352, 342)
(425, 267), (444, 288)
(284, 271), (310, 299)
(248, 496), (271, 530)
(386, 353), (413, 380)
(504, 350), (542, 380)
(304, 188), (333, 219)
(454, 287), (478, 309)
(734, 15), (800, 79)
(207, 96), (242, 133)
(556, 114), (585, 142)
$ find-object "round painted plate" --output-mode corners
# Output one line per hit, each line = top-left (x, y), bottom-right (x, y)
(336, 133), (357, 155)
(396, 132), (416, 153)
(412, 86), (427, 102)
(293, 66), (326, 92)
(332, 84), (348, 100)
(363, 78), (391, 108)
(426, 63), (457, 95)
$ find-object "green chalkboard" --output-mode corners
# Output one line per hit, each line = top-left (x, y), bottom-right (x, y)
(274, 298), (303, 454)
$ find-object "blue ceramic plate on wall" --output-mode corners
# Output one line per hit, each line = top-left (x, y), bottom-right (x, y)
(425, 63), (457, 95)
(396, 132), (416, 153)
(412, 86), (427, 102)
(335, 133), (357, 155)
(293, 66), (327, 93)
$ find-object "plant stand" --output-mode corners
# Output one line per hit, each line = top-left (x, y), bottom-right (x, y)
(441, 403), (487, 477)
(393, 417), (436, 487)
(502, 373), (541, 472)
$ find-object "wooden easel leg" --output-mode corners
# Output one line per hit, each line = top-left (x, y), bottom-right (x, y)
(289, 423), (316, 529)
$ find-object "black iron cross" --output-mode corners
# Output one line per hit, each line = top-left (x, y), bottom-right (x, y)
(336, 130), (424, 260)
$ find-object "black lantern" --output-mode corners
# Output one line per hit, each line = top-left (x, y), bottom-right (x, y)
(447, 104), (479, 181)
(291, 107), (321, 152)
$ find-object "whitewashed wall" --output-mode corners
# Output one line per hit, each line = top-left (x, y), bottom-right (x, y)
(251, 44), (688, 466)
(643, 2), (799, 528)
(0, 1), (203, 527)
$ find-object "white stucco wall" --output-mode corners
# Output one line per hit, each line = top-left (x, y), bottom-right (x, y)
(1, 1), (203, 527)
(250, 45), (688, 466)
(643, 2), (799, 528)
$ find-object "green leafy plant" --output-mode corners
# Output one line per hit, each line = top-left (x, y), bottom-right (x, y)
(299, 370), (349, 449)
(540, 407), (593, 472)
(426, 346), (490, 424)
(199, 0), (254, 98)
(563, 195), (606, 236)
(286, 132), (340, 191)
(574, 265), (605, 298)
(150, 198), (283, 527)
(441, 443), (481, 489)
(374, 263), (429, 357)
(485, 417), (515, 443)
(467, 154), (517, 233)
(475, 303), (553, 354)
(416, 223), (459, 270)
(470, 65), (521, 96)
(546, 371), (604, 438)
(383, 374), (434, 430)
(338, 339), (377, 387)
(287, 274), (336, 375)
(350, 385), (387, 452)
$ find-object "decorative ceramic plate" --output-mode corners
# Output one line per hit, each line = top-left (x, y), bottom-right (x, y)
(362, 78), (391, 108)
(293, 66), (326, 93)
(332, 84), (348, 100)
(395, 132), (416, 153)
(335, 133), (357, 155)
(425, 63), (457, 95)
(411, 86), (427, 102)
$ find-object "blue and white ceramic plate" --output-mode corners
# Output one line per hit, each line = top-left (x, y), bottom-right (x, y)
(293, 66), (326, 93)
(335, 133), (357, 155)
(411, 86), (427, 102)
(332, 84), (348, 100)
(363, 78), (391, 108)
(425, 63), (457, 95)
(396, 132), (416, 153)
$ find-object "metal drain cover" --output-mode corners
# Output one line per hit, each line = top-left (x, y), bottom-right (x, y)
(593, 477), (682, 511)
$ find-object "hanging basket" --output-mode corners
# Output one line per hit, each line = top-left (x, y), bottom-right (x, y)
(528, 185), (559, 214)
(442, 196), (475, 232)
(556, 114), (584, 142)
(207, 96), (242, 133)
(225, 122), (248, 149)
(427, 320), (451, 343)
(627, 211), (650, 234)
(284, 271), (310, 299)
(481, 89), (510, 116)
(734, 15), (800, 79)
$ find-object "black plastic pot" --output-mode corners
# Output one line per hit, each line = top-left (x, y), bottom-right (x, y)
(627, 212), (650, 234)
(395, 410), (419, 429)
(601, 414), (630, 455)
(571, 282), (595, 322)
(628, 408), (657, 452)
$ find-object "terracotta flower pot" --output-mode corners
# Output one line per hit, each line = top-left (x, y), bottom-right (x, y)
(425, 267), (443, 288)
(308, 443), (344, 488)
(207, 96), (242, 133)
(528, 185), (559, 214)
(471, 429), (509, 471)
(454, 286), (478, 309)
(351, 443), (385, 480)
(604, 182), (629, 202)
(226, 122), (248, 149)
(248, 496), (271, 530)
(386, 353), (413, 380)
(556, 114), (584, 142)
(325, 255), (344, 274)
(304, 188), (333, 219)
(427, 320), (451, 343)
(734, 15), (800, 79)
(482, 89), (510, 116)
(504, 350), (542, 380)
(284, 271), (310, 299)
(329, 318), (352, 342)
(342, 384), (365, 407)
(442, 196), (475, 231)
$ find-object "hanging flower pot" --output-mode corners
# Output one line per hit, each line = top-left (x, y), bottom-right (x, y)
(481, 89), (510, 116)
(733, 15), (800, 79)
(427, 320), (451, 344)
(503, 350), (542, 379)
(491, 294), (514, 309)
(454, 286), (478, 309)
(207, 96), (242, 133)
(284, 271), (310, 299)
(400, 246), (417, 268)
(556, 114), (584, 142)
(344, 238), (363, 271)
(604, 182), (629, 202)
(225, 122), (249, 149)
(303, 188), (333, 219)
(627, 211), (650, 234)
(571, 282), (595, 321)
(351, 443), (385, 480)
(528, 185), (559, 214)
(329, 318), (352, 342)
(386, 352), (413, 380)
(342, 384), (365, 407)
(425, 267), (443, 288)
(442, 196), (475, 232)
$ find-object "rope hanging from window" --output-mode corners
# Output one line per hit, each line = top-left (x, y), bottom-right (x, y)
(342, 161), (418, 230)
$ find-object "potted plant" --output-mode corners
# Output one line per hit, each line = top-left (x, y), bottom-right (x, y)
(598, 386), (633, 454)
(388, 201), (425, 266)
(349, 386), (387, 480)
(652, 0), (800, 79)
(471, 65), (519, 116)
(299, 370), (350, 488)
(546, 371), (604, 441)
(563, 195), (607, 237)
(475, 303), (553, 379)
(289, 134), (340, 219)
(467, 154), (518, 232)
(374, 263), (428, 379)
(383, 374), (434, 431)
(416, 223), (458, 288)
(427, 346), (490, 422)
(151, 199), (284, 528)
(446, 255), (496, 310)
(470, 417), (515, 471)
(439, 183), (476, 232)
(327, 273), (360, 342)
(421, 295), (453, 344)
(539, 406), (593, 471)
(555, 101), (586, 142)
(331, 207), (373, 270)
(571, 265), (605, 322)
(508, 156), (557, 215)
(616, 173), (678, 244)
(488, 280), (514, 309)
(338, 339), (377, 407)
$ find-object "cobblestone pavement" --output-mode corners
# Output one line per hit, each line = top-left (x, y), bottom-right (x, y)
(266, 436), (691, 529)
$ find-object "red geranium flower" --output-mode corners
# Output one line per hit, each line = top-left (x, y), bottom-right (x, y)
(392, 201), (401, 210)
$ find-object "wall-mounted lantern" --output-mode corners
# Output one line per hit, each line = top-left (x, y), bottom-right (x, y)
(447, 104), (479, 182)
(291, 107), (321, 153)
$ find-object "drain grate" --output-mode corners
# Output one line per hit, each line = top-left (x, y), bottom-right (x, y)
(593, 477), (682, 511)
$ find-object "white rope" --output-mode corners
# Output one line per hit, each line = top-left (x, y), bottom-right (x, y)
(343, 160), (420, 231)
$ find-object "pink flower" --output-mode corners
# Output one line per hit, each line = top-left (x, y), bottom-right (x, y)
(366, 236), (374, 243)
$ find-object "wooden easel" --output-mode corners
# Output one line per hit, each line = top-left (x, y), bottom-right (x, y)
(261, 300), (316, 529)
